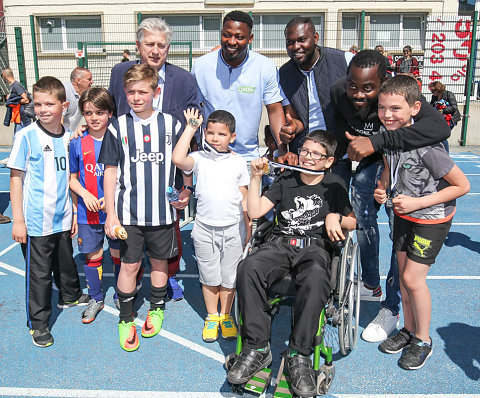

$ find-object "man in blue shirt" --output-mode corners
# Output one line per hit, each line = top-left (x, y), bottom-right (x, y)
(192, 11), (287, 160)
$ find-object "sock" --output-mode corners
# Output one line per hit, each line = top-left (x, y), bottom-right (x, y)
(84, 257), (103, 301)
(257, 346), (268, 352)
(111, 256), (121, 285)
(288, 348), (299, 357)
(207, 313), (219, 319)
(150, 285), (167, 310)
(116, 288), (136, 323)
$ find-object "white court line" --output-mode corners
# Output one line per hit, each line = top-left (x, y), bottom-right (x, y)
(0, 389), (477, 398)
(379, 222), (480, 226)
(464, 173), (480, 176)
(0, 271), (6, 275)
(0, 242), (19, 257)
(78, 272), (199, 278)
(0, 260), (225, 365)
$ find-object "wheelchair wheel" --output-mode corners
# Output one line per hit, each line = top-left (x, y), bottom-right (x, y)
(346, 241), (361, 351)
(337, 235), (360, 355)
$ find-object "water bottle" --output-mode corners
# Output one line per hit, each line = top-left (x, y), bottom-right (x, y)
(166, 186), (179, 202)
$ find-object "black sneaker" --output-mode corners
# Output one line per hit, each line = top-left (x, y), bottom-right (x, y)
(57, 293), (90, 309)
(285, 354), (317, 397)
(227, 346), (272, 385)
(379, 327), (411, 354)
(398, 336), (433, 370)
(30, 328), (54, 347)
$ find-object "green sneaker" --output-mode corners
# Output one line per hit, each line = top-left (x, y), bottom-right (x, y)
(118, 321), (139, 352)
(141, 308), (164, 338)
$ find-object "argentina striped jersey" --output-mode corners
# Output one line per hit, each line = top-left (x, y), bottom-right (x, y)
(98, 110), (181, 226)
(7, 121), (72, 237)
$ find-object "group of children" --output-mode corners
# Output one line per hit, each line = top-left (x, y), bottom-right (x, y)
(7, 61), (469, 382)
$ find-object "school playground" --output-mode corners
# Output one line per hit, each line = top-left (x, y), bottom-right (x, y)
(0, 148), (479, 398)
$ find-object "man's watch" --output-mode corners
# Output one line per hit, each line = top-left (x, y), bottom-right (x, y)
(182, 185), (194, 194)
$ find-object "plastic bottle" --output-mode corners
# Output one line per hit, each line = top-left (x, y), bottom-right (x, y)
(166, 186), (180, 202)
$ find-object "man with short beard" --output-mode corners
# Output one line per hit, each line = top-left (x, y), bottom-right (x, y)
(278, 17), (351, 156)
(330, 50), (450, 343)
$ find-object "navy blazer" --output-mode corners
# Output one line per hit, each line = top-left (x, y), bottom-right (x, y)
(108, 60), (201, 123)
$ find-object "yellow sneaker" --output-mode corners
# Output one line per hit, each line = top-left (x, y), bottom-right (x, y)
(220, 313), (237, 339)
(202, 314), (220, 343)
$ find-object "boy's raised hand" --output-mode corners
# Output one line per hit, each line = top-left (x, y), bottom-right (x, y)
(250, 157), (268, 177)
(183, 108), (203, 130)
(374, 180), (387, 204)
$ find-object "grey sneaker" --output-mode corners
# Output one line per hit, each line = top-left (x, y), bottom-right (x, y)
(362, 308), (400, 342)
(57, 293), (90, 309)
(379, 327), (411, 354)
(81, 299), (104, 324)
(30, 327), (54, 347)
(398, 336), (433, 370)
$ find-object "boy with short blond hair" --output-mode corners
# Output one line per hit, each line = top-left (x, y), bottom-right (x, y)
(375, 75), (470, 369)
(99, 63), (183, 351)
(69, 87), (119, 324)
(173, 108), (250, 343)
(8, 76), (88, 348)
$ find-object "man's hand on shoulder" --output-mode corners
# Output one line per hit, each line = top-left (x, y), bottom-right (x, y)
(346, 132), (374, 161)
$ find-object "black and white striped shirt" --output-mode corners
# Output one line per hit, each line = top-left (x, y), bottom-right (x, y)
(98, 110), (181, 226)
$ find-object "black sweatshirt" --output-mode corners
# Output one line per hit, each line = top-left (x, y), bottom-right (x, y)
(330, 77), (451, 161)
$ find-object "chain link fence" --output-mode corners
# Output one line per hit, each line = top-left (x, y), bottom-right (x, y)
(2, 12), (480, 102)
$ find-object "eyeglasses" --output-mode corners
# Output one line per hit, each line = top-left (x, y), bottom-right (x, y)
(298, 148), (329, 160)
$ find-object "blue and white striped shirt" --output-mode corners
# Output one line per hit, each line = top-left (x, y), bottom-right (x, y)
(7, 121), (72, 237)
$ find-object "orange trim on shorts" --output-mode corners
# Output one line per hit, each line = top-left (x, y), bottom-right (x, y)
(395, 208), (455, 224)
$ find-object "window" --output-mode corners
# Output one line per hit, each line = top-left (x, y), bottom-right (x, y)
(369, 14), (426, 50)
(141, 15), (222, 50)
(252, 14), (324, 51)
(38, 16), (102, 52)
(342, 14), (359, 50)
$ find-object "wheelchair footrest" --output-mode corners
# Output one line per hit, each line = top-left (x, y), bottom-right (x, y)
(244, 368), (272, 395)
(273, 357), (293, 398)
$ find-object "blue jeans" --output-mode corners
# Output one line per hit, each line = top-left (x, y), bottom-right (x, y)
(333, 159), (401, 315)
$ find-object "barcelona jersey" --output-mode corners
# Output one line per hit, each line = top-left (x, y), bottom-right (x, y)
(69, 132), (106, 225)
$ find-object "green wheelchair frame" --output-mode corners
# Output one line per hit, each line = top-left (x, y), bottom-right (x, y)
(225, 224), (361, 397)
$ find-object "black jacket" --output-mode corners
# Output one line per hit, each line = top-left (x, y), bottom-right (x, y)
(279, 46), (348, 153)
(330, 76), (451, 160)
(430, 90), (461, 125)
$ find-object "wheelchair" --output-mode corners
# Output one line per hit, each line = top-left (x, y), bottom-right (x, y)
(225, 221), (361, 397)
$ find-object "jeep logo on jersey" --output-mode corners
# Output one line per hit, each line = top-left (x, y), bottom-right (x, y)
(166, 133), (171, 145)
(130, 149), (164, 164)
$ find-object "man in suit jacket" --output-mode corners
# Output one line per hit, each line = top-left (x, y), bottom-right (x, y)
(108, 18), (200, 301)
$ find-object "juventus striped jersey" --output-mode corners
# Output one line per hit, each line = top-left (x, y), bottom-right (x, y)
(98, 110), (181, 226)
(7, 121), (73, 237)
(69, 132), (107, 225)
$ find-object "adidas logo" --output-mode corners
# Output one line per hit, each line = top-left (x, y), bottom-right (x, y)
(43, 145), (52, 152)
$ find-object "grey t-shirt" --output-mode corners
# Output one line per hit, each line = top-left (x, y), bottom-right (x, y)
(386, 143), (456, 221)
(10, 80), (26, 97)
(63, 80), (83, 131)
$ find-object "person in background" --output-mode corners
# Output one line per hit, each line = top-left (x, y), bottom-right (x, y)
(395, 46), (419, 76)
(375, 45), (395, 78)
(349, 45), (359, 55)
(63, 67), (93, 132)
(428, 81), (461, 153)
(121, 49), (131, 63)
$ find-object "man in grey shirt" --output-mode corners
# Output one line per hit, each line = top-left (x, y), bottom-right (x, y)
(63, 67), (93, 131)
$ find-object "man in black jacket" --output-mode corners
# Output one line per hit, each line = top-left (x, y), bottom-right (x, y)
(331, 50), (450, 343)
(279, 17), (350, 155)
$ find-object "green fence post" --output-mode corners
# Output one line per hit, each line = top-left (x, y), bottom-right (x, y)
(14, 27), (27, 88)
(360, 10), (366, 50)
(188, 41), (193, 71)
(137, 13), (142, 26)
(29, 15), (39, 82)
(77, 42), (85, 68)
(460, 10), (478, 147)
(248, 11), (253, 50)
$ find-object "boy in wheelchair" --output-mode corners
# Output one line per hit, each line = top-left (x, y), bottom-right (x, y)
(227, 130), (356, 397)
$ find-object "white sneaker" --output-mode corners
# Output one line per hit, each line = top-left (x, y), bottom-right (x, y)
(362, 307), (400, 342)
(359, 282), (382, 302)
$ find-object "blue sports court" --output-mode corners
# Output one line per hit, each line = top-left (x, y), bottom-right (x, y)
(0, 149), (479, 397)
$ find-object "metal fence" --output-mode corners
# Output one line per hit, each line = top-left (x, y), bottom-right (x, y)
(3, 11), (480, 141)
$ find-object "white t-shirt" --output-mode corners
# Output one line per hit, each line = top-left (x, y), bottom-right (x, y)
(189, 151), (249, 227)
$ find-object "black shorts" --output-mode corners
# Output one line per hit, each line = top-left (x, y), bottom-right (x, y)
(393, 215), (452, 265)
(120, 224), (178, 264)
